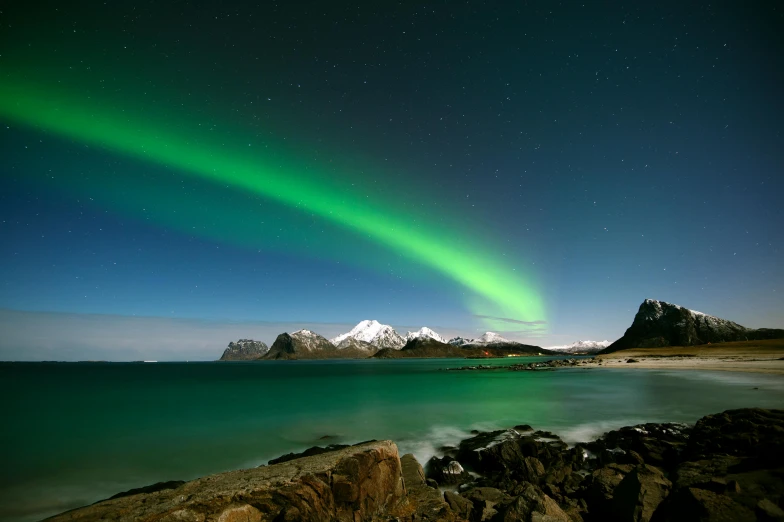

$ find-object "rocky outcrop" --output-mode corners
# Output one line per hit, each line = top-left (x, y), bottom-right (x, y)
(264, 330), (372, 360)
(421, 408), (783, 522)
(602, 299), (784, 353)
(46, 409), (784, 522)
(219, 339), (269, 360)
(46, 441), (406, 522)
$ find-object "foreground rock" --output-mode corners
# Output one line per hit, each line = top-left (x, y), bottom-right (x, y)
(47, 408), (784, 522)
(47, 441), (405, 522)
(219, 339), (269, 360)
(603, 299), (784, 353)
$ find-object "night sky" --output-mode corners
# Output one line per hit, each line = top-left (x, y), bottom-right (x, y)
(1, 1), (782, 359)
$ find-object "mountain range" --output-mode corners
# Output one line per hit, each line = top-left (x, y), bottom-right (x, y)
(218, 320), (553, 360)
(218, 301), (784, 360)
(547, 340), (611, 354)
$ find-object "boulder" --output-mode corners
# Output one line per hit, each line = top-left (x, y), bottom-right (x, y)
(610, 464), (671, 522)
(46, 441), (405, 522)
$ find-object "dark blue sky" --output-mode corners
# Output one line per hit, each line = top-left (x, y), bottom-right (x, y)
(1, 1), (782, 358)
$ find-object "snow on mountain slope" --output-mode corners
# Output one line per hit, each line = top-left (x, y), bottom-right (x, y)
(548, 340), (611, 353)
(447, 332), (512, 346)
(330, 320), (406, 350)
(405, 327), (446, 343)
(477, 332), (511, 344)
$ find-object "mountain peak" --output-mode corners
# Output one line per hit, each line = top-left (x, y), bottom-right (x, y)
(601, 299), (784, 353)
(478, 331), (510, 344)
(330, 320), (405, 350)
(405, 327), (446, 343)
(548, 340), (610, 354)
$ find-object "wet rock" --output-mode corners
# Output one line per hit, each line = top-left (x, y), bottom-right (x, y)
(586, 422), (691, 471)
(425, 456), (473, 486)
(610, 464), (671, 522)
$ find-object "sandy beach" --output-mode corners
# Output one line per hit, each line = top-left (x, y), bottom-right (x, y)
(586, 339), (784, 374)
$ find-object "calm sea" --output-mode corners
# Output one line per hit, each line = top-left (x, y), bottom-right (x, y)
(2, 357), (783, 521)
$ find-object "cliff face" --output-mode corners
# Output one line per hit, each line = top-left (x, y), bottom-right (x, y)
(603, 299), (784, 353)
(45, 441), (406, 522)
(218, 339), (269, 360)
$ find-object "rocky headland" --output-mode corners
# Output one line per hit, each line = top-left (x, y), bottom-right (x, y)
(602, 299), (784, 353)
(219, 339), (269, 360)
(46, 408), (784, 522)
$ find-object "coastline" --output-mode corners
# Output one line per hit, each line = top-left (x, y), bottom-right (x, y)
(45, 408), (784, 522)
(588, 339), (784, 375)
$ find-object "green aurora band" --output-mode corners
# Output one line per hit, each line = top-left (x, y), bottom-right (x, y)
(0, 78), (546, 328)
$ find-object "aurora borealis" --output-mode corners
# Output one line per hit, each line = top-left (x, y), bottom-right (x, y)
(0, 76), (545, 327)
(2, 1), (783, 357)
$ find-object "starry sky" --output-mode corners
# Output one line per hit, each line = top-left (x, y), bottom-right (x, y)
(1, 1), (782, 359)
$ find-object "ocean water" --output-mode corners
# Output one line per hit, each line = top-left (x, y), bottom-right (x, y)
(2, 357), (784, 521)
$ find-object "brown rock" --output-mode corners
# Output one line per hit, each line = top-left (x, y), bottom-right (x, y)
(494, 483), (570, 522)
(610, 464), (671, 522)
(444, 490), (473, 520)
(655, 487), (756, 522)
(461, 487), (511, 521)
(216, 504), (262, 522)
(46, 441), (405, 522)
(399, 453), (458, 521)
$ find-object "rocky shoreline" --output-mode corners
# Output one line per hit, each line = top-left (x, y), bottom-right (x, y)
(46, 408), (783, 522)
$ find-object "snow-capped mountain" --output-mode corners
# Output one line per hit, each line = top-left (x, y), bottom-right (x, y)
(603, 298), (784, 353)
(547, 340), (611, 354)
(405, 327), (446, 344)
(335, 337), (377, 352)
(330, 320), (406, 350)
(477, 332), (511, 344)
(289, 330), (333, 351)
(447, 332), (512, 346)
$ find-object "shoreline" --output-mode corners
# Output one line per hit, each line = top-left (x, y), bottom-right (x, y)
(45, 408), (784, 522)
(590, 339), (784, 375)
